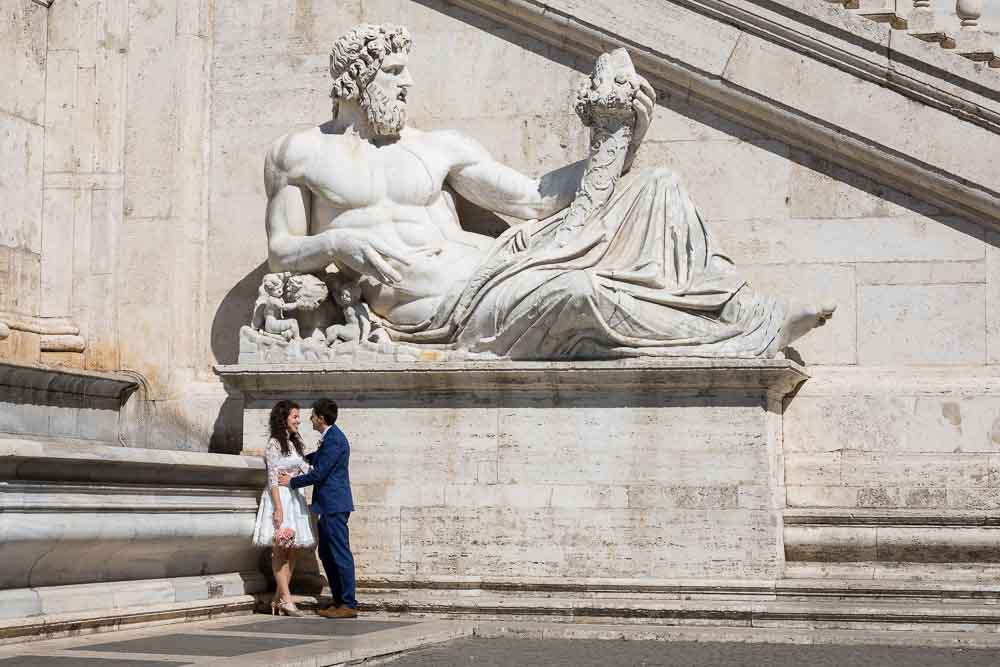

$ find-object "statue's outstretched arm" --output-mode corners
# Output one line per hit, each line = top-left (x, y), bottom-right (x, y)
(445, 132), (586, 221)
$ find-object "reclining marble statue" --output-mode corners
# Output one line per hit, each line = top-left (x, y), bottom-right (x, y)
(242, 23), (834, 362)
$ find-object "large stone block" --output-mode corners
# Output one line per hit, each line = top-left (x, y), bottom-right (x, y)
(787, 151), (939, 220)
(11, 249), (41, 317)
(634, 140), (791, 222)
(43, 49), (79, 174)
(786, 394), (1000, 454)
(124, 0), (178, 219)
(712, 217), (984, 266)
(0, 113), (43, 253)
(497, 398), (767, 486)
(855, 261), (985, 286)
(0, 1), (47, 124)
(545, 0), (742, 78)
(398, 506), (780, 578)
(39, 189), (76, 318)
(858, 284), (986, 365)
(988, 231), (1000, 365)
(739, 264), (857, 365)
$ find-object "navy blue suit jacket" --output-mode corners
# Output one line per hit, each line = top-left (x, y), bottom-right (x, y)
(290, 424), (354, 514)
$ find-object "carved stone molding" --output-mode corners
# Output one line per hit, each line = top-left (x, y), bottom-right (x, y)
(216, 358), (809, 399)
(0, 312), (85, 352)
(442, 0), (1000, 229)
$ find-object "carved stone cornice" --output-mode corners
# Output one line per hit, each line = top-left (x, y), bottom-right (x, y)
(0, 361), (137, 402)
(439, 0), (1000, 229)
(215, 358), (808, 398)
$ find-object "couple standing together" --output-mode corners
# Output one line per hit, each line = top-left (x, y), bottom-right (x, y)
(251, 399), (358, 618)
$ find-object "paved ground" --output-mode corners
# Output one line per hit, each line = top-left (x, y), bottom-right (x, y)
(8, 615), (1000, 666)
(0, 615), (467, 667)
(391, 637), (1000, 667)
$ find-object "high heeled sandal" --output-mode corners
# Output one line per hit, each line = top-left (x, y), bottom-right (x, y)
(277, 597), (304, 617)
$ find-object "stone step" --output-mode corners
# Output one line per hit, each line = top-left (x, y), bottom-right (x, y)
(287, 578), (1000, 632)
(0, 591), (258, 647)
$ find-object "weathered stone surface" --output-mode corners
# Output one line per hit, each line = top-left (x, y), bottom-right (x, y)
(226, 361), (796, 581)
(739, 264), (857, 365)
(713, 217), (985, 266)
(0, 1), (47, 125)
(399, 507), (779, 578)
(633, 140), (791, 222)
(0, 114), (43, 255)
(988, 231), (1000, 365)
(858, 284), (987, 365)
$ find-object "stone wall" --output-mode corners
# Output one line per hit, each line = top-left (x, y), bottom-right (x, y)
(3, 0), (1000, 582)
(1, 2), (46, 360)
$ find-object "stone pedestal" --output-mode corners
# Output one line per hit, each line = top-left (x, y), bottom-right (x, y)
(217, 359), (807, 585)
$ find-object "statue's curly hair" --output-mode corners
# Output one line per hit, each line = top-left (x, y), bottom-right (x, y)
(330, 24), (412, 107)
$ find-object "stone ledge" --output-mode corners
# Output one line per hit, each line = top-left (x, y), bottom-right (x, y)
(474, 620), (1000, 647)
(0, 437), (264, 486)
(785, 509), (1000, 526)
(0, 361), (137, 402)
(215, 358), (808, 397)
(785, 510), (1000, 563)
(291, 586), (1000, 631)
(349, 573), (1000, 599)
(0, 593), (257, 646)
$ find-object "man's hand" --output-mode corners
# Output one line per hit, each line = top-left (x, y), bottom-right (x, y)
(325, 228), (410, 286)
(625, 76), (657, 173)
(277, 472), (292, 487)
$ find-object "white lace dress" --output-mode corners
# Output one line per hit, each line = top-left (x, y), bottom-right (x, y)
(251, 438), (317, 548)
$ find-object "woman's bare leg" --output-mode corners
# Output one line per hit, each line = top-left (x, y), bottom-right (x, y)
(272, 546), (291, 602)
(287, 549), (297, 594)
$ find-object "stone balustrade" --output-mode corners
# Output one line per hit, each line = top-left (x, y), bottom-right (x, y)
(829, 0), (999, 66)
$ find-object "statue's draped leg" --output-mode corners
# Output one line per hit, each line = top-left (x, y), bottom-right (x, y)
(385, 168), (788, 360)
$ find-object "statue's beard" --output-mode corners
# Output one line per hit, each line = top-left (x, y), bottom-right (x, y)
(362, 83), (406, 137)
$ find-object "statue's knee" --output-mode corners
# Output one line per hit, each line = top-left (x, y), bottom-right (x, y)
(644, 166), (680, 184)
(556, 271), (595, 307)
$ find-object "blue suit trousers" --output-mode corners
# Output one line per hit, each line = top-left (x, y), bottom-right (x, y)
(317, 512), (356, 609)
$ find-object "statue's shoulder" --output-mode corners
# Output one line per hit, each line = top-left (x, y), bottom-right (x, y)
(266, 127), (318, 173)
(266, 125), (352, 174)
(412, 128), (491, 164)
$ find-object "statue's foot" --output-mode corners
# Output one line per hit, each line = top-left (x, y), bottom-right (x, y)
(768, 301), (836, 357)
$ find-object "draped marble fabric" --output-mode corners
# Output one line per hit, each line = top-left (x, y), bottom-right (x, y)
(383, 167), (787, 360)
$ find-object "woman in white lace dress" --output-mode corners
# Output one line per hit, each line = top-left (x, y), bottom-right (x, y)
(251, 400), (317, 616)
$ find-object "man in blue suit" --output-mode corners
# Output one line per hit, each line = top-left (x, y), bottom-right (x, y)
(278, 398), (357, 618)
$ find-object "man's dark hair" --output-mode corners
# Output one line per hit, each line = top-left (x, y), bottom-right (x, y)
(312, 398), (339, 426)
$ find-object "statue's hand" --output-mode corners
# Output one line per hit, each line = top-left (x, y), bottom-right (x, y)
(327, 229), (409, 286)
(625, 76), (656, 172)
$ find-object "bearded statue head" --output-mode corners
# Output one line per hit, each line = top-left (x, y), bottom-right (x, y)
(330, 24), (413, 137)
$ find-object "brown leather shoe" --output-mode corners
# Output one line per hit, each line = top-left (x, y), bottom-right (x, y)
(327, 606), (358, 619)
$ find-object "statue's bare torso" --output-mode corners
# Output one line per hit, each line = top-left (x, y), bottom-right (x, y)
(266, 122), (582, 326)
(301, 127), (493, 323)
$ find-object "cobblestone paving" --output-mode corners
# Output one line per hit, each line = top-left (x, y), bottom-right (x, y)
(392, 637), (1000, 666)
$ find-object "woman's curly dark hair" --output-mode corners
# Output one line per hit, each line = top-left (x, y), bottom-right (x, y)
(269, 400), (305, 457)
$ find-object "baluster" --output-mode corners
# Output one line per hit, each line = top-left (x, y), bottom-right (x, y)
(907, 0), (948, 42)
(956, 0), (983, 29)
(953, 0), (995, 61)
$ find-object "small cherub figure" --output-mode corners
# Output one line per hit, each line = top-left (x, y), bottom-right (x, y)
(324, 277), (372, 346)
(252, 273), (300, 341)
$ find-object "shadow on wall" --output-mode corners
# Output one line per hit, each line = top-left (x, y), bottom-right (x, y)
(208, 262), (269, 454)
(212, 261), (270, 366)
